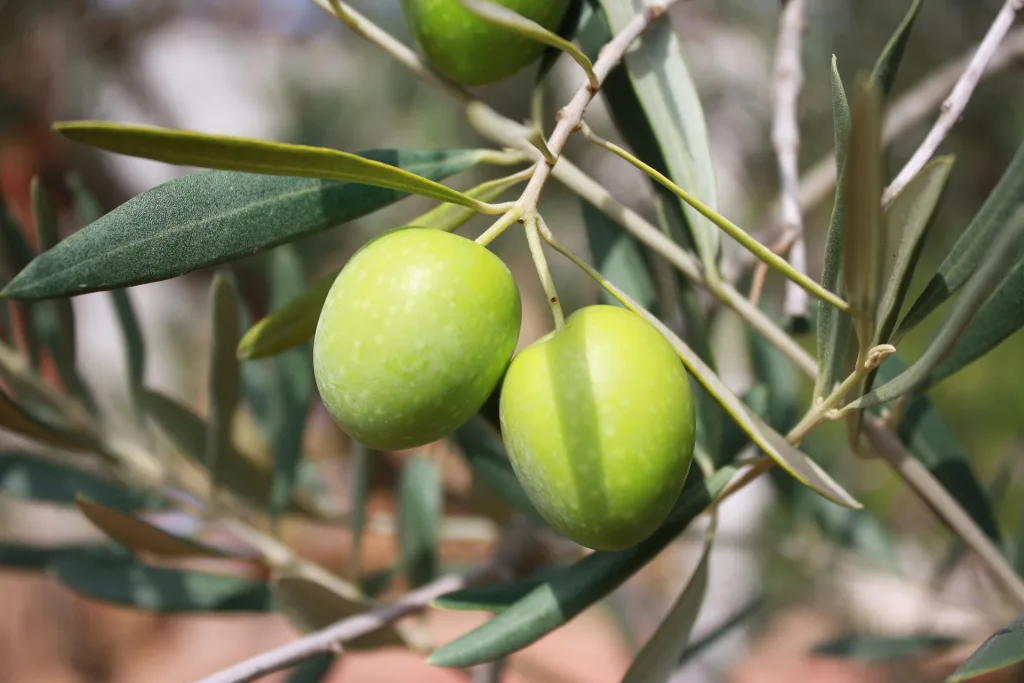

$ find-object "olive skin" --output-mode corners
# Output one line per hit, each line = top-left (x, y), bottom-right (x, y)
(400, 0), (573, 86)
(499, 305), (696, 551)
(313, 228), (522, 450)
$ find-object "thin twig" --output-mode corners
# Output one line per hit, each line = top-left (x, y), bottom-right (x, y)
(527, 215), (565, 329)
(770, 0), (809, 318)
(883, 0), (1024, 205)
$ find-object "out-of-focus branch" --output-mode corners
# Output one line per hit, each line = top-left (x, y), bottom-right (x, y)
(883, 0), (1024, 205)
(768, 0), (809, 317)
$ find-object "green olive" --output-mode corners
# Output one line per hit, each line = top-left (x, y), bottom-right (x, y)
(499, 305), (696, 550)
(400, 0), (573, 86)
(313, 228), (521, 450)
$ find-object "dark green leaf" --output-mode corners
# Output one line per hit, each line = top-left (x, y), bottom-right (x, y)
(55, 122), (484, 209)
(868, 0), (922, 98)
(348, 441), (372, 577)
(398, 455), (441, 589)
(272, 571), (406, 650)
(433, 567), (566, 613)
(0, 542), (123, 570)
(949, 613), (1024, 682)
(817, 57), (854, 399)
(0, 386), (98, 451)
(75, 497), (238, 559)
(427, 467), (736, 668)
(855, 208), (1024, 409)
(582, 200), (657, 311)
(0, 452), (161, 511)
(2, 151), (484, 300)
(592, 0), (720, 271)
(896, 139), (1024, 342)
(452, 417), (547, 527)
(678, 596), (764, 666)
(877, 355), (1001, 544)
(110, 289), (146, 419)
(814, 634), (956, 661)
(264, 247), (314, 517)
(621, 534), (711, 683)
(0, 199), (40, 367)
(207, 274), (242, 491)
(50, 551), (272, 613)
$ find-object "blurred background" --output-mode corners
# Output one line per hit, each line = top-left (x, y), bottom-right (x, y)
(1, 0), (1023, 681)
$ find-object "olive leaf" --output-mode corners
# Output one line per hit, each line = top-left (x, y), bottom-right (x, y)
(895, 139), (1024, 342)
(75, 497), (241, 559)
(1, 152), (486, 301)
(237, 272), (335, 361)
(0, 199), (41, 367)
(428, 467), (735, 668)
(0, 452), (162, 511)
(582, 200), (658, 311)
(0, 542), (123, 570)
(813, 635), (957, 662)
(207, 274), (242, 494)
(54, 122), (488, 210)
(949, 612), (1024, 682)
(50, 551), (273, 613)
(592, 0), (720, 274)
(398, 455), (442, 589)
(0, 386), (98, 452)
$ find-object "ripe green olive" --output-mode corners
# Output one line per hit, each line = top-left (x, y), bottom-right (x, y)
(499, 305), (696, 551)
(313, 228), (521, 450)
(399, 0), (573, 86)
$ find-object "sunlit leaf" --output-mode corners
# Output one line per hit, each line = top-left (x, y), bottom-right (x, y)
(592, 0), (720, 272)
(50, 551), (272, 613)
(620, 531), (712, 683)
(427, 467), (735, 668)
(55, 122), (486, 210)
(1, 152), (485, 300)
(75, 497), (238, 559)
(896, 139), (1024, 342)
(949, 612), (1024, 682)
(412, 170), (529, 234)
(0, 452), (161, 511)
(237, 272), (335, 361)
(398, 455), (441, 589)
(272, 570), (406, 650)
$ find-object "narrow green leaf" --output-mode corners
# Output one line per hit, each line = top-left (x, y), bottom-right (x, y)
(30, 178), (97, 413)
(925, 256), (1024, 389)
(0, 203), (40, 367)
(594, 0), (721, 272)
(459, 0), (596, 86)
(110, 289), (146, 417)
(50, 552), (272, 613)
(621, 532), (712, 683)
(348, 441), (372, 577)
(949, 613), (1024, 682)
(582, 200), (657, 311)
(816, 56), (854, 399)
(868, 0), (922, 98)
(265, 247), (314, 518)
(876, 355), (1001, 544)
(0, 452), (162, 511)
(0, 386), (98, 451)
(56, 122), (486, 210)
(398, 456), (441, 589)
(854, 208), (1024, 409)
(874, 157), (955, 346)
(207, 274), (242, 493)
(814, 634), (957, 661)
(237, 271), (334, 361)
(427, 467), (735, 668)
(677, 595), (764, 666)
(2, 152), (484, 301)
(0, 340), (86, 428)
(452, 417), (547, 527)
(0, 542), (123, 570)
(272, 571), (406, 650)
(285, 655), (335, 683)
(843, 76), (885, 362)
(75, 497), (237, 559)
(896, 139), (1024, 342)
